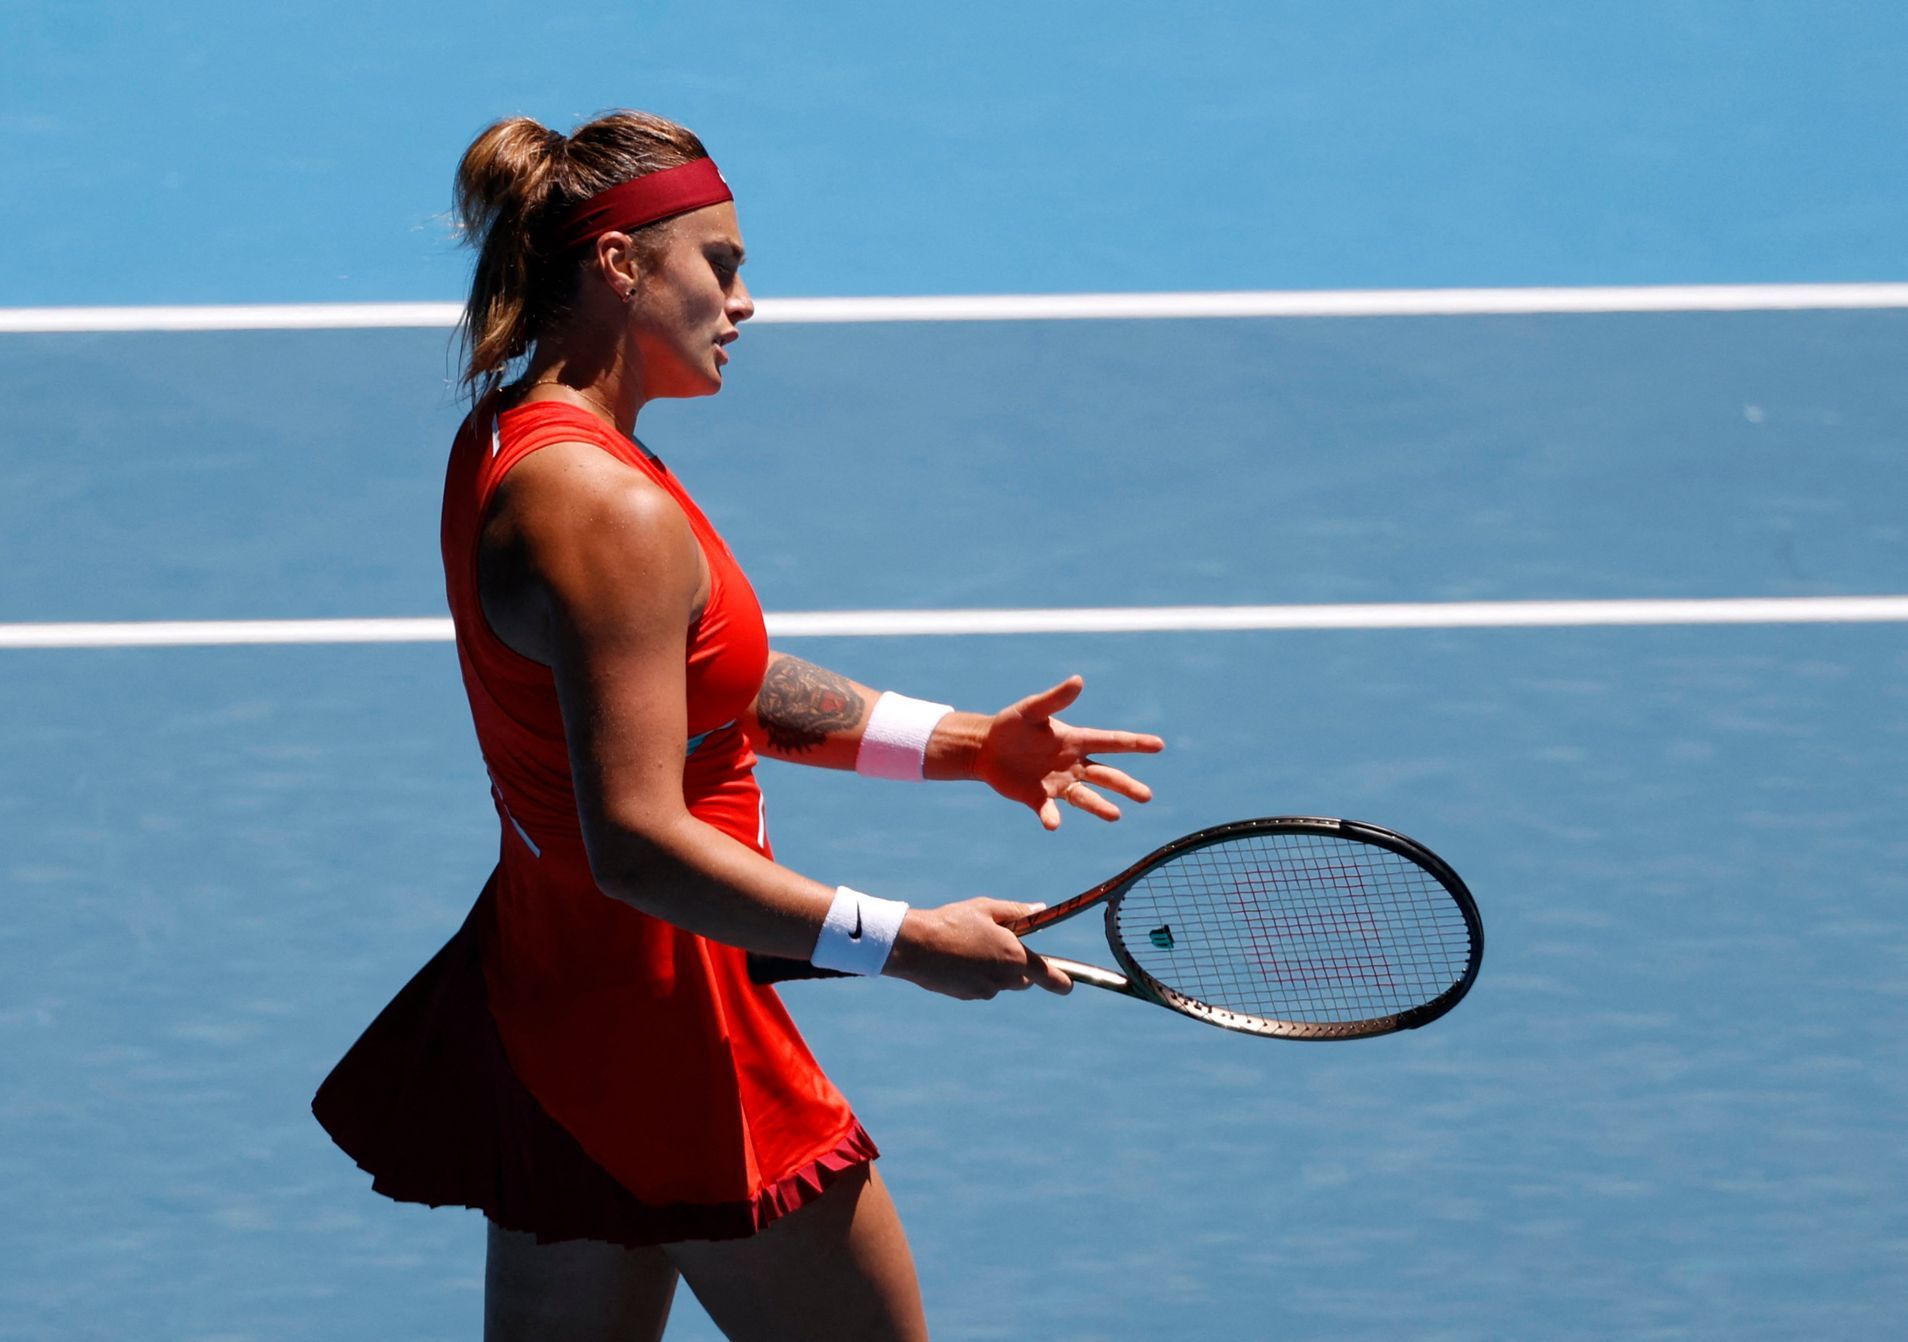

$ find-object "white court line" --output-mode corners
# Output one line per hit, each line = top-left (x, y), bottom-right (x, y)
(4, 283), (1908, 333)
(3, 597), (1906, 648)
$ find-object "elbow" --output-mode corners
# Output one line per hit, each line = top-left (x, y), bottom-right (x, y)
(581, 805), (700, 909)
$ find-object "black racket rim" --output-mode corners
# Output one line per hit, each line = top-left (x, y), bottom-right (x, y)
(1104, 816), (1484, 1040)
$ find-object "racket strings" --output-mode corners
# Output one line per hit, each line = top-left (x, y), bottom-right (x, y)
(1113, 833), (1474, 1025)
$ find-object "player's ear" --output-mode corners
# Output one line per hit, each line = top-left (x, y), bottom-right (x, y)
(590, 231), (643, 301)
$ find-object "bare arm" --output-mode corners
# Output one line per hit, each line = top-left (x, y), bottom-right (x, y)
(744, 652), (1165, 830)
(480, 445), (1064, 997)
(741, 652), (989, 782)
(744, 653), (879, 769)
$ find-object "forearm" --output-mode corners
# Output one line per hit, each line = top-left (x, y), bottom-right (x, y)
(747, 651), (981, 779)
(584, 806), (842, 961)
(745, 652), (874, 768)
(583, 806), (1058, 998)
(748, 661), (1159, 830)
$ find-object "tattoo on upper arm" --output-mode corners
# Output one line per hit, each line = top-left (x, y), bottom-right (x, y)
(755, 657), (867, 754)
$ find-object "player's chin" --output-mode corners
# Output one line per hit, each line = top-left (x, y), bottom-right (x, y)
(696, 349), (730, 393)
(667, 365), (726, 398)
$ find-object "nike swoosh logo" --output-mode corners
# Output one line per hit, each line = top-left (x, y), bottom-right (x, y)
(850, 905), (863, 940)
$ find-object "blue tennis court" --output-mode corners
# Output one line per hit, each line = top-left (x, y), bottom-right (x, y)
(5, 6), (1906, 1340)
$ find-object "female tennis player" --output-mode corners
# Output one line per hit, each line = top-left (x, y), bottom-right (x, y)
(312, 110), (1162, 1341)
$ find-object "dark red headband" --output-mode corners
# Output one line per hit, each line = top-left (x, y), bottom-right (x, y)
(555, 158), (733, 251)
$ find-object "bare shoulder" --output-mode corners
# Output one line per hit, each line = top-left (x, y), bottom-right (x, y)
(496, 441), (691, 556)
(482, 441), (702, 658)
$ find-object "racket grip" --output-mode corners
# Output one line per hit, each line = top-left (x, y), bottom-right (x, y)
(1041, 956), (1133, 995)
(747, 952), (854, 985)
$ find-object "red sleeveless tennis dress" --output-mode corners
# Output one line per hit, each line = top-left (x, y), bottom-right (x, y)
(313, 398), (875, 1244)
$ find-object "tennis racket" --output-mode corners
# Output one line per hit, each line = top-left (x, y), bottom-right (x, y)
(754, 816), (1483, 1040)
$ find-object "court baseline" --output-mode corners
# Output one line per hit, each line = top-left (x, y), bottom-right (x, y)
(3, 596), (1906, 648)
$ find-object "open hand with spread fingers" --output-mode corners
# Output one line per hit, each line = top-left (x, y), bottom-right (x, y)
(972, 675), (1165, 830)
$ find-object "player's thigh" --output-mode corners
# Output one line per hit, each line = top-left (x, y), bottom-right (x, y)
(665, 1163), (929, 1342)
(484, 1220), (679, 1342)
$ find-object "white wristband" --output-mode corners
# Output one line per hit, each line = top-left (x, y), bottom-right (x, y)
(812, 885), (910, 976)
(855, 691), (953, 781)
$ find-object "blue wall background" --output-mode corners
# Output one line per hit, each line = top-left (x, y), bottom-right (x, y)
(4, 2), (1905, 306)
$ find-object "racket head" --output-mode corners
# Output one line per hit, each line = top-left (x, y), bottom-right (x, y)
(1100, 817), (1483, 1040)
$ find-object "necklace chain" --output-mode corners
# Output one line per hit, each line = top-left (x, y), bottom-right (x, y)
(527, 377), (621, 425)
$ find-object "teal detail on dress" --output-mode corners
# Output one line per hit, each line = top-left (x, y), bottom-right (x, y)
(686, 720), (736, 756)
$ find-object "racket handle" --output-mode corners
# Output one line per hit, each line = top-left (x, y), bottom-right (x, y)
(1040, 956), (1134, 995)
(753, 951), (1135, 997)
(747, 953), (852, 985)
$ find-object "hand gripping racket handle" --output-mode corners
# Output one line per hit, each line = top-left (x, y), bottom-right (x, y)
(1004, 896), (1142, 998)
